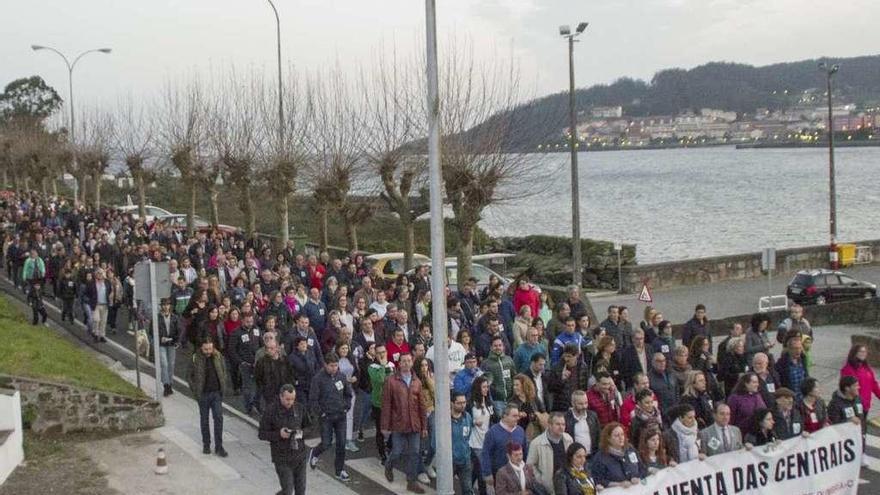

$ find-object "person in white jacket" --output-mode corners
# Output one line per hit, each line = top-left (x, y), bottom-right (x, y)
(527, 412), (573, 495)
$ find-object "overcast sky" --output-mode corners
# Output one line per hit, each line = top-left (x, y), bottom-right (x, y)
(2, 0), (878, 114)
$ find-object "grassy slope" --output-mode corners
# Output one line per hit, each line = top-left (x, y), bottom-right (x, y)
(0, 295), (144, 398)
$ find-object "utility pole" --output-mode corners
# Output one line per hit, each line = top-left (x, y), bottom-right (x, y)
(819, 62), (839, 269)
(424, 1), (452, 494)
(560, 22), (588, 287)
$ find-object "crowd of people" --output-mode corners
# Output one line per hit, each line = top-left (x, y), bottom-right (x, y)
(3, 191), (880, 495)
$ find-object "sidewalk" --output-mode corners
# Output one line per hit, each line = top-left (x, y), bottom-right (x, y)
(95, 363), (361, 495)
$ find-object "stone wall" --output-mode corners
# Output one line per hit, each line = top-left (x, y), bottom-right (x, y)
(0, 375), (164, 435)
(620, 239), (880, 294)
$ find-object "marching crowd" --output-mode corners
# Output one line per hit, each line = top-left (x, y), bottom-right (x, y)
(3, 190), (880, 495)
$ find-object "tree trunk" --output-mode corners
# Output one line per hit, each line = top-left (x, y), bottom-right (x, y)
(318, 207), (329, 252)
(2, 169), (7, 188)
(93, 174), (102, 210)
(279, 193), (290, 245)
(41, 177), (48, 197)
(136, 172), (147, 220)
(208, 184), (220, 226)
(345, 219), (359, 252)
(241, 185), (256, 235)
(402, 216), (416, 272)
(456, 223), (475, 291)
(51, 176), (58, 196)
(24, 177), (31, 192)
(187, 179), (197, 238)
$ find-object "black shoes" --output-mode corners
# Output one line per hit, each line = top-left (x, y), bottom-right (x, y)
(162, 384), (173, 397)
(215, 447), (228, 457)
(385, 464), (394, 482)
(203, 445), (211, 454)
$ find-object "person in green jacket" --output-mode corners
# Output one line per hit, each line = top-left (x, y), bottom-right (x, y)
(481, 335), (516, 416)
(21, 248), (45, 285)
(368, 343), (395, 464)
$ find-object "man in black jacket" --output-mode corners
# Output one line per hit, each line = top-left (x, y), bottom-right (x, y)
(259, 384), (311, 495)
(188, 339), (229, 457)
(308, 352), (353, 482)
(231, 313), (262, 414)
(255, 339), (295, 413)
(563, 390), (600, 458)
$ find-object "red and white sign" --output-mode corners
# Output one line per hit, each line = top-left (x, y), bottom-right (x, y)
(638, 283), (653, 303)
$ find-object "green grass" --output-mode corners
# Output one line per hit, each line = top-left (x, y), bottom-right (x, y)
(0, 296), (144, 398)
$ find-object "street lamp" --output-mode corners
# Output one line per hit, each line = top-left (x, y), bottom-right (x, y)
(560, 21), (588, 287)
(31, 44), (112, 204)
(819, 61), (840, 268)
(264, 0), (284, 143)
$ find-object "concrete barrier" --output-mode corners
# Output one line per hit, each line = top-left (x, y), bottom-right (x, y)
(620, 239), (880, 294)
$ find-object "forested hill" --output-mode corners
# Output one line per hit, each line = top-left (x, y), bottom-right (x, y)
(489, 54), (880, 151)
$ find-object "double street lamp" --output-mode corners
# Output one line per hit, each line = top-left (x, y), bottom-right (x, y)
(560, 22), (588, 286)
(31, 44), (112, 203)
(819, 61), (840, 268)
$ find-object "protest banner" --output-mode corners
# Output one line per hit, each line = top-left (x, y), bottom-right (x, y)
(602, 422), (862, 495)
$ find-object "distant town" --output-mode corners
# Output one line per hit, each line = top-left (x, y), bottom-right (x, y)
(542, 96), (879, 151)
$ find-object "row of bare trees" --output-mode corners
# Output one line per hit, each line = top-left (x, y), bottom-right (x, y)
(1, 43), (556, 286)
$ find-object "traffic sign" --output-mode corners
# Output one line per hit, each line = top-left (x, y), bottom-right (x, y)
(638, 283), (653, 303)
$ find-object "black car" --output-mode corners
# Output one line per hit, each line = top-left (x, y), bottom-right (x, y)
(787, 269), (877, 305)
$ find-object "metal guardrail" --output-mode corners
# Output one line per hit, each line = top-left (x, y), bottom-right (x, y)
(758, 294), (789, 313)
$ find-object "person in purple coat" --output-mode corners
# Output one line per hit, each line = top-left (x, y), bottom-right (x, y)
(726, 372), (766, 432)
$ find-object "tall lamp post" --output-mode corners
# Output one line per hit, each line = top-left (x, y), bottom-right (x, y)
(31, 45), (112, 204)
(819, 61), (840, 269)
(424, 1), (452, 494)
(265, 0), (284, 141)
(560, 22), (588, 287)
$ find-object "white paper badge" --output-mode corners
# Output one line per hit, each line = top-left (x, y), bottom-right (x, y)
(393, 352), (400, 361)
(308, 338), (314, 346)
(708, 437), (721, 450)
(319, 309), (325, 316)
(502, 370), (511, 379)
(254, 329), (260, 337)
(335, 380), (344, 391)
(793, 423), (801, 434)
(661, 345), (669, 353)
(856, 403), (864, 415)
(844, 407), (855, 419)
(628, 452), (638, 464)
(241, 334), (250, 343)
(810, 412), (818, 423)
(463, 426), (470, 437)
(766, 383), (775, 393)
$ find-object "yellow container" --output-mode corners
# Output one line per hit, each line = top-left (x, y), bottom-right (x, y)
(838, 243), (857, 267)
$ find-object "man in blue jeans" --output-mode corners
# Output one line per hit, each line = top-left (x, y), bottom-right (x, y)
(188, 339), (229, 457)
(308, 352), (353, 482)
(381, 352), (428, 494)
(447, 392), (474, 495)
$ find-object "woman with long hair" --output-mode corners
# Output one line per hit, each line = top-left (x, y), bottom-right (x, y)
(457, 329), (475, 355)
(553, 442), (599, 495)
(689, 335), (721, 400)
(321, 310), (344, 354)
(744, 408), (777, 447)
(510, 374), (548, 440)
(335, 340), (360, 453)
(538, 291), (553, 329)
(414, 357), (437, 479)
(840, 344), (880, 422)
(727, 372), (767, 432)
(469, 376), (497, 495)
(337, 294), (354, 333)
(591, 336), (622, 388)
(637, 426), (675, 476)
(679, 370), (715, 429)
(590, 422), (642, 489)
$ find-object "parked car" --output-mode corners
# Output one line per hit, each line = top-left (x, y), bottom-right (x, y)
(366, 252), (431, 281)
(407, 260), (513, 291)
(787, 269), (877, 305)
(117, 204), (174, 222)
(151, 214), (240, 236)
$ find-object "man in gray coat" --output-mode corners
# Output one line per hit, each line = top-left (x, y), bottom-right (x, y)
(699, 402), (742, 457)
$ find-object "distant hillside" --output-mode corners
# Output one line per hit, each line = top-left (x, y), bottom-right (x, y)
(487, 54), (880, 151)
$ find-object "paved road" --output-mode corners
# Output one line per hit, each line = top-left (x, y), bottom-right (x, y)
(590, 264), (880, 324)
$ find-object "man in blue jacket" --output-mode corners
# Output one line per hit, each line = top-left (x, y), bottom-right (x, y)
(481, 403), (528, 488)
(453, 353), (482, 396)
(302, 288), (327, 337)
(448, 392), (474, 495)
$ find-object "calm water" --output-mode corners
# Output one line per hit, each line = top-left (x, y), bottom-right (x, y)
(481, 146), (880, 263)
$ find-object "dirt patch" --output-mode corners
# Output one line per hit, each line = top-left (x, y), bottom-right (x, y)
(0, 432), (121, 495)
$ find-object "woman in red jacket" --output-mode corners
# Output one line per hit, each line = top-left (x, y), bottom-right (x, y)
(840, 344), (880, 416)
(512, 277), (540, 318)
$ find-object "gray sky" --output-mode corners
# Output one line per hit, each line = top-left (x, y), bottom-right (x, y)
(2, 0), (878, 113)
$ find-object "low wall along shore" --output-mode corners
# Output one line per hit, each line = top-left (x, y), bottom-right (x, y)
(0, 374), (164, 435)
(620, 239), (880, 293)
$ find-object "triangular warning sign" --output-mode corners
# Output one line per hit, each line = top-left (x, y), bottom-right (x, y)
(638, 284), (653, 303)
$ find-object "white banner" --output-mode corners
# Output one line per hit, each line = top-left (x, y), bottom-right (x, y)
(603, 422), (862, 495)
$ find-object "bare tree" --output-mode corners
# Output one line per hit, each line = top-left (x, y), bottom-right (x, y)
(260, 68), (309, 246)
(77, 107), (114, 209)
(433, 42), (557, 287)
(361, 51), (429, 271)
(158, 77), (207, 237)
(304, 71), (374, 252)
(114, 95), (158, 219)
(206, 70), (261, 235)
